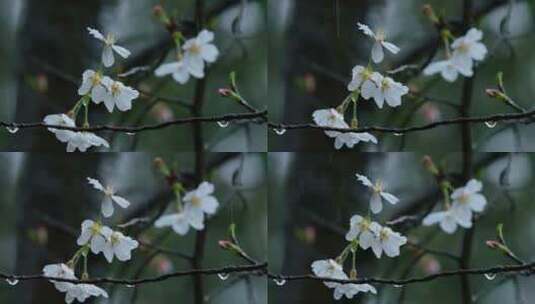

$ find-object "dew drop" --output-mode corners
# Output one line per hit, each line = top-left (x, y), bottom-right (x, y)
(126, 132), (136, 136)
(125, 284), (136, 288)
(6, 278), (19, 286)
(485, 121), (497, 129)
(273, 128), (286, 136)
(6, 127), (19, 134)
(484, 273), (496, 280)
(217, 121), (230, 128)
(394, 284), (403, 288)
(218, 273), (229, 281)
(393, 133), (403, 137)
(273, 278), (286, 286)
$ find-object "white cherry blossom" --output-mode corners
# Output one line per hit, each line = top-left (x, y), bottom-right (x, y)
(345, 215), (381, 250)
(99, 78), (139, 112)
(369, 225), (407, 258)
(311, 259), (346, 288)
(423, 59), (473, 82)
(312, 108), (348, 137)
(64, 283), (108, 304)
(43, 263), (77, 292)
(333, 131), (378, 150)
(347, 65), (374, 92)
(333, 283), (377, 300)
(87, 27), (131, 67)
(357, 22), (400, 63)
(87, 177), (131, 217)
(155, 60), (191, 84)
(451, 28), (487, 69)
(64, 131), (109, 153)
(356, 174), (399, 214)
(154, 212), (191, 235)
(368, 75), (409, 108)
(182, 30), (219, 78)
(450, 179), (487, 221)
(181, 182), (219, 230)
(78, 70), (108, 103)
(77, 220), (113, 255)
(43, 114), (77, 143)
(422, 207), (472, 234)
(100, 230), (139, 263)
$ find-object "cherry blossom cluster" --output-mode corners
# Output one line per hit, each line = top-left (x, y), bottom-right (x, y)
(424, 28), (488, 82)
(42, 177), (138, 303)
(423, 179), (487, 234)
(312, 22), (409, 150)
(310, 173), (407, 300)
(44, 27), (139, 152)
(155, 181), (220, 236)
(155, 30), (219, 84)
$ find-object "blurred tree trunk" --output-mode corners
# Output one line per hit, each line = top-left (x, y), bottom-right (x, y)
(279, 0), (372, 151)
(10, 0), (102, 151)
(12, 1), (103, 303)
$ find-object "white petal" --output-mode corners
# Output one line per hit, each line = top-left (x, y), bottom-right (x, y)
(370, 193), (383, 214)
(440, 215), (458, 234)
(200, 196), (219, 214)
(371, 42), (384, 63)
(357, 23), (375, 38)
(155, 62), (181, 77)
(201, 44), (219, 63)
(101, 197), (114, 217)
(91, 85), (107, 104)
(87, 27), (105, 41)
(380, 192), (399, 205)
(422, 212), (445, 226)
(360, 79), (377, 100)
(381, 41), (400, 54)
(112, 45), (131, 58)
(468, 193), (487, 212)
(197, 30), (214, 43)
(102, 46), (115, 68)
(355, 174), (374, 188)
(111, 195), (131, 209)
(87, 177), (105, 191)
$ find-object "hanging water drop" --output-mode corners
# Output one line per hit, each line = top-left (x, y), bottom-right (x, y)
(218, 273), (229, 280)
(6, 127), (19, 134)
(6, 278), (19, 286)
(393, 284), (403, 288)
(393, 132), (403, 137)
(217, 121), (230, 128)
(485, 121), (497, 129)
(273, 278), (286, 286)
(125, 284), (136, 288)
(273, 128), (286, 136)
(126, 132), (136, 136)
(484, 273), (496, 280)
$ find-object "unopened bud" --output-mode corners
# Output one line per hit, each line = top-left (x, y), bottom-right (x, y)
(218, 88), (233, 97)
(486, 89), (501, 98)
(486, 240), (500, 249)
(351, 118), (359, 129)
(218, 240), (233, 250)
(153, 5), (171, 25)
(349, 269), (357, 279)
(422, 4), (439, 24)
(422, 155), (439, 176)
(154, 157), (171, 176)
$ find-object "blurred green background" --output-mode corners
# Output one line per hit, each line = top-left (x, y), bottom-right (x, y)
(269, 0), (535, 152)
(0, 152), (267, 303)
(269, 152), (535, 303)
(0, 0), (267, 152)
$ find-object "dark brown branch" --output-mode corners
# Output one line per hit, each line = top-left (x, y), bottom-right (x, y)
(267, 262), (535, 286)
(0, 110), (267, 133)
(0, 263), (267, 285)
(267, 109), (535, 134)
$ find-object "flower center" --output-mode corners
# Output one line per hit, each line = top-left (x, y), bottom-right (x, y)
(373, 180), (384, 193)
(379, 229), (389, 241)
(457, 42), (469, 53)
(91, 73), (102, 86)
(189, 43), (201, 55)
(105, 33), (116, 45)
(104, 185), (115, 196)
(90, 223), (101, 235)
(458, 193), (469, 204)
(376, 29), (386, 42)
(191, 196), (201, 206)
(110, 233), (120, 245)
(358, 219), (370, 231)
(110, 82), (121, 97)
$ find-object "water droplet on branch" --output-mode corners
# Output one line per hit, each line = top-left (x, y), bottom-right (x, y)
(273, 128), (286, 136)
(484, 273), (496, 280)
(6, 127), (19, 134)
(393, 133), (403, 137)
(218, 273), (229, 280)
(485, 121), (497, 129)
(6, 278), (19, 286)
(393, 284), (403, 288)
(126, 132), (136, 136)
(273, 278), (286, 286)
(217, 121), (230, 128)
(125, 284), (136, 288)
